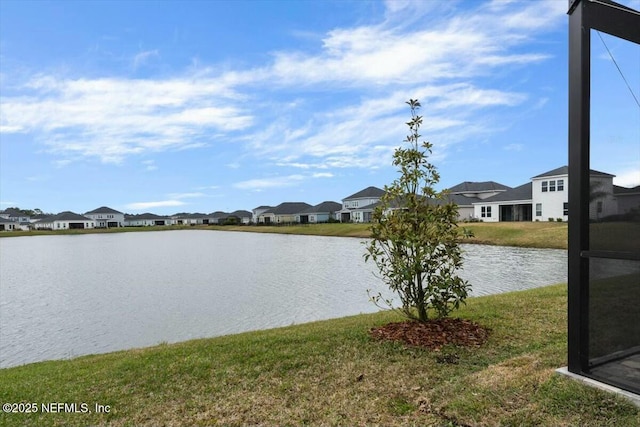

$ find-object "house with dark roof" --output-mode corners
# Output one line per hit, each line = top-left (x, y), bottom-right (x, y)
(228, 210), (253, 225)
(337, 186), (385, 223)
(258, 202), (312, 224)
(124, 213), (174, 227)
(295, 201), (342, 223)
(0, 218), (18, 231)
(34, 211), (96, 230)
(447, 181), (511, 220)
(252, 206), (273, 224)
(613, 185), (640, 216)
(172, 212), (209, 225)
(0, 208), (32, 230)
(472, 166), (621, 222)
(85, 206), (125, 228)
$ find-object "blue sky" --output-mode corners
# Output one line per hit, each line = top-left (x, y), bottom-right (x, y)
(1, 0), (638, 215)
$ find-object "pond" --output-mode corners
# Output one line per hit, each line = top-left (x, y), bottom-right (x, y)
(0, 230), (567, 368)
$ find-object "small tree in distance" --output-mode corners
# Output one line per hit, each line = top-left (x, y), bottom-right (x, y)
(365, 99), (470, 322)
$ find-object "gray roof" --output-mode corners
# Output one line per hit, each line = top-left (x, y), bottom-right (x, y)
(85, 206), (123, 215)
(229, 210), (252, 218)
(448, 181), (511, 194)
(532, 165), (615, 179)
(125, 213), (170, 220)
(38, 211), (93, 222)
(300, 201), (342, 214)
(446, 194), (481, 206)
(253, 205), (272, 210)
(210, 211), (228, 219)
(264, 202), (312, 215)
(343, 186), (385, 200)
(480, 182), (532, 203)
(614, 185), (640, 195)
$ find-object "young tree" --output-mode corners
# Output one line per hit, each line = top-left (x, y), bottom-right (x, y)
(365, 99), (470, 322)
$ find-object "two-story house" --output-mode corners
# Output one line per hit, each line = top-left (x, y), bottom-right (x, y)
(84, 206), (125, 228)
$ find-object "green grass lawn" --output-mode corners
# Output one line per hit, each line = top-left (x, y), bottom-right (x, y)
(1, 284), (638, 426)
(0, 221), (570, 249)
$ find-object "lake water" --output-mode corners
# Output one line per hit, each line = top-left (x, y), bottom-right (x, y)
(0, 230), (567, 368)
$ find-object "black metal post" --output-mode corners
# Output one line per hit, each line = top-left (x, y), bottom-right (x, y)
(567, 0), (591, 374)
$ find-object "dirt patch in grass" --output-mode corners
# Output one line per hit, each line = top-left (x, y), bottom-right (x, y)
(369, 318), (490, 350)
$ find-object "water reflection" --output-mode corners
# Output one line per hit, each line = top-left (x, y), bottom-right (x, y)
(0, 231), (566, 368)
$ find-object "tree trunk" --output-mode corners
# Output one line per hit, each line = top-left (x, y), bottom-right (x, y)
(415, 274), (428, 322)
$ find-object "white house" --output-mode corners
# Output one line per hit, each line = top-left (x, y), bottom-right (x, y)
(84, 206), (125, 228)
(472, 166), (619, 222)
(447, 181), (511, 220)
(0, 218), (18, 231)
(34, 211), (96, 230)
(124, 213), (174, 227)
(614, 185), (640, 216)
(252, 206), (272, 224)
(258, 202), (312, 224)
(295, 201), (341, 223)
(229, 210), (252, 225)
(337, 186), (385, 223)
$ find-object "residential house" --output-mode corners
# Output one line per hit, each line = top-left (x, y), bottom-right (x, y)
(252, 206), (272, 223)
(85, 206), (125, 228)
(337, 186), (385, 223)
(613, 185), (640, 216)
(473, 183), (533, 222)
(446, 181), (511, 220)
(124, 213), (173, 227)
(473, 166), (619, 222)
(258, 202), (312, 224)
(0, 208), (31, 230)
(229, 210), (252, 225)
(295, 201), (341, 223)
(0, 218), (18, 231)
(34, 211), (96, 230)
(173, 213), (208, 225)
(209, 211), (229, 225)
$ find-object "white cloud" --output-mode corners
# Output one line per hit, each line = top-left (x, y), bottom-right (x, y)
(167, 192), (205, 199)
(0, 0), (564, 172)
(1, 75), (253, 163)
(125, 200), (186, 210)
(312, 172), (334, 178)
(233, 174), (305, 190)
(613, 169), (640, 187)
(142, 160), (157, 171)
(132, 49), (159, 69)
(504, 143), (524, 151)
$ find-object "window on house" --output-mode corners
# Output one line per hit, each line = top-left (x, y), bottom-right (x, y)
(557, 179), (564, 191)
(536, 203), (542, 216)
(550, 180), (556, 192)
(542, 181), (548, 192)
(481, 206), (491, 218)
(486, 206), (491, 217)
(597, 201), (603, 213)
(563, 202), (569, 216)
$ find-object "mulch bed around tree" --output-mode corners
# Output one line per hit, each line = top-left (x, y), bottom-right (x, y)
(369, 318), (490, 350)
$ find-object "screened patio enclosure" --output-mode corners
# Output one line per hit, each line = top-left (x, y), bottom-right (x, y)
(567, 0), (640, 396)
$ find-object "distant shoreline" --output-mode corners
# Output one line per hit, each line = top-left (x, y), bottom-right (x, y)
(0, 222), (570, 249)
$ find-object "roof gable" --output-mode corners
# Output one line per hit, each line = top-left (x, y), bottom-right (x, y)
(343, 186), (385, 200)
(300, 201), (342, 214)
(39, 211), (93, 222)
(85, 206), (123, 215)
(448, 181), (511, 193)
(532, 165), (615, 179)
(266, 202), (312, 215)
(479, 182), (533, 203)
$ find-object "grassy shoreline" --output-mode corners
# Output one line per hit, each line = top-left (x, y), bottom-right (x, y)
(1, 284), (638, 426)
(0, 221), (570, 249)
